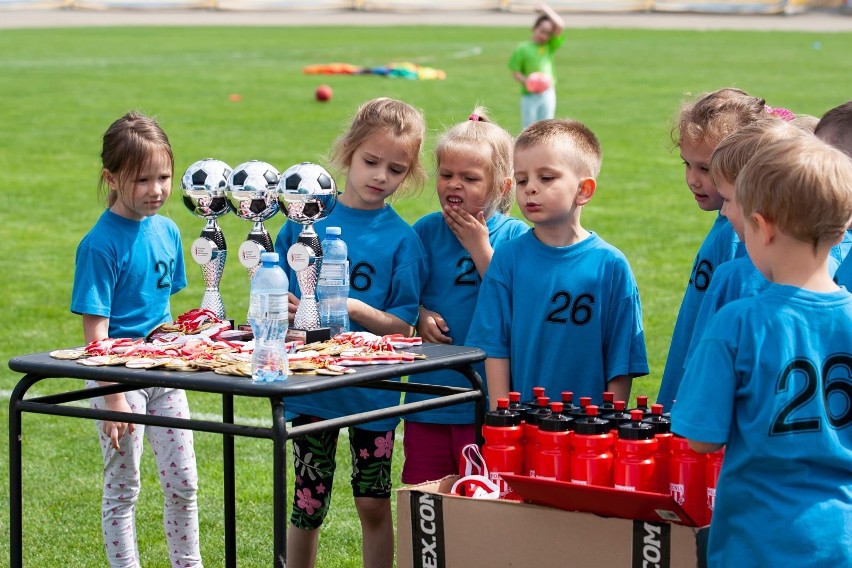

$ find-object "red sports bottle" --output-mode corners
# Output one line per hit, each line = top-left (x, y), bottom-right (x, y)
(481, 398), (523, 497)
(507, 391), (527, 416)
(523, 396), (552, 476)
(567, 396), (592, 421)
(602, 400), (631, 441)
(521, 386), (547, 409)
(533, 402), (573, 481)
(705, 447), (725, 520)
(599, 391), (616, 414)
(570, 405), (614, 487)
(614, 410), (658, 492)
(560, 391), (579, 415)
(669, 435), (709, 526)
(629, 395), (652, 417)
(642, 403), (673, 494)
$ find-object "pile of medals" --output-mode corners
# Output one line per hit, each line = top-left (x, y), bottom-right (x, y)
(49, 310), (424, 378)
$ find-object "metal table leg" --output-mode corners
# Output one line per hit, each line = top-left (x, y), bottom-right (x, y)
(271, 398), (288, 567)
(223, 394), (236, 568)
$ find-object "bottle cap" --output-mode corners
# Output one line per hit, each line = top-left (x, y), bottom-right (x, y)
(260, 252), (280, 263)
(641, 403), (671, 434)
(573, 405), (611, 435)
(524, 397), (551, 426)
(618, 409), (655, 440)
(539, 407), (573, 432)
(485, 398), (521, 427)
(326, 226), (342, 236)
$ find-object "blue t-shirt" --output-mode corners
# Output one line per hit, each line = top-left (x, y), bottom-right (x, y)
(404, 212), (529, 424)
(273, 201), (427, 431)
(836, 256), (852, 290)
(834, 228), (852, 263)
(672, 284), (852, 567)
(657, 213), (742, 411)
(466, 231), (649, 404)
(71, 210), (186, 339)
(687, 252), (844, 365)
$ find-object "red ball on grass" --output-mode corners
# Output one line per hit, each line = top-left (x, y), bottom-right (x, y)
(315, 85), (333, 102)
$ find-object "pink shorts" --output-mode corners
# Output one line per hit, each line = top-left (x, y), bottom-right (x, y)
(401, 422), (476, 485)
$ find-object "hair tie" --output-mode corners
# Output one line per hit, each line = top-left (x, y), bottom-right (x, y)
(468, 113), (482, 122)
(765, 105), (796, 122)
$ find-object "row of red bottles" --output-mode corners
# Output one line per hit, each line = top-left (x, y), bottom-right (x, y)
(481, 391), (724, 526)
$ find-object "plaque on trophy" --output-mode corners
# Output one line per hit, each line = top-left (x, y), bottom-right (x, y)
(226, 160), (280, 280)
(181, 158), (232, 320)
(277, 162), (338, 343)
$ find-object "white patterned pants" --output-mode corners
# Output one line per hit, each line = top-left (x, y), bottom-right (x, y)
(88, 384), (203, 568)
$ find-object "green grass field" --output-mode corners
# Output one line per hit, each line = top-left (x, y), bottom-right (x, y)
(0, 22), (849, 566)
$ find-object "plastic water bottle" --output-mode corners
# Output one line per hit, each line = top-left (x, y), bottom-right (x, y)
(317, 226), (349, 336)
(247, 252), (289, 382)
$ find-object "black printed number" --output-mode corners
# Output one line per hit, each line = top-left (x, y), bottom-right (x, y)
(545, 292), (594, 326)
(824, 354), (852, 429)
(155, 259), (174, 290)
(454, 257), (478, 287)
(689, 259), (713, 292)
(770, 354), (852, 435)
(350, 261), (374, 292)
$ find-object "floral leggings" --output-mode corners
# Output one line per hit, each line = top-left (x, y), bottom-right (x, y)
(290, 415), (395, 530)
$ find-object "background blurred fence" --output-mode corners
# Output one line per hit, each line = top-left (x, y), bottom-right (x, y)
(0, 0), (847, 15)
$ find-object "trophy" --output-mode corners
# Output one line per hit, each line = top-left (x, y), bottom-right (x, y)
(277, 162), (338, 343)
(181, 158), (232, 320)
(226, 160), (280, 279)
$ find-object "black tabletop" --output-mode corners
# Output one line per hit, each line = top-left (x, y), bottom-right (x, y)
(8, 343), (486, 398)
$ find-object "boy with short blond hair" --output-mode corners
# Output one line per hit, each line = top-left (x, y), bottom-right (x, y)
(466, 118), (649, 409)
(672, 135), (852, 567)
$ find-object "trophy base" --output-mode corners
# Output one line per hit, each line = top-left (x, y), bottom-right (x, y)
(286, 327), (331, 344)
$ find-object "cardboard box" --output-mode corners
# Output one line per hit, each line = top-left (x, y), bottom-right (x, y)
(397, 476), (702, 568)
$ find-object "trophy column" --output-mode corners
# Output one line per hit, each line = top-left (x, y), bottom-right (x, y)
(181, 158), (233, 321)
(278, 162), (338, 344)
(191, 220), (228, 319)
(226, 160), (281, 281)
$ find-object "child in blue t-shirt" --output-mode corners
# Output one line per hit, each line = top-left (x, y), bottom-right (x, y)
(402, 107), (529, 485)
(467, 118), (649, 408)
(672, 136), (852, 567)
(686, 119), (811, 361)
(656, 88), (773, 411)
(273, 97), (427, 568)
(71, 112), (201, 567)
(815, 100), (852, 289)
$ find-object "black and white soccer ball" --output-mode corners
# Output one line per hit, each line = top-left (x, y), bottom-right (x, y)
(227, 160), (280, 222)
(180, 158), (233, 219)
(277, 162), (337, 225)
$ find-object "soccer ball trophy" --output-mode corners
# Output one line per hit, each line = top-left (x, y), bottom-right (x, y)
(226, 160), (280, 279)
(277, 162), (337, 342)
(181, 158), (232, 320)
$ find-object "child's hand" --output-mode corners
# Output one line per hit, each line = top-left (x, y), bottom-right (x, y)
(103, 395), (135, 450)
(288, 292), (300, 323)
(417, 306), (452, 344)
(443, 205), (490, 258)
